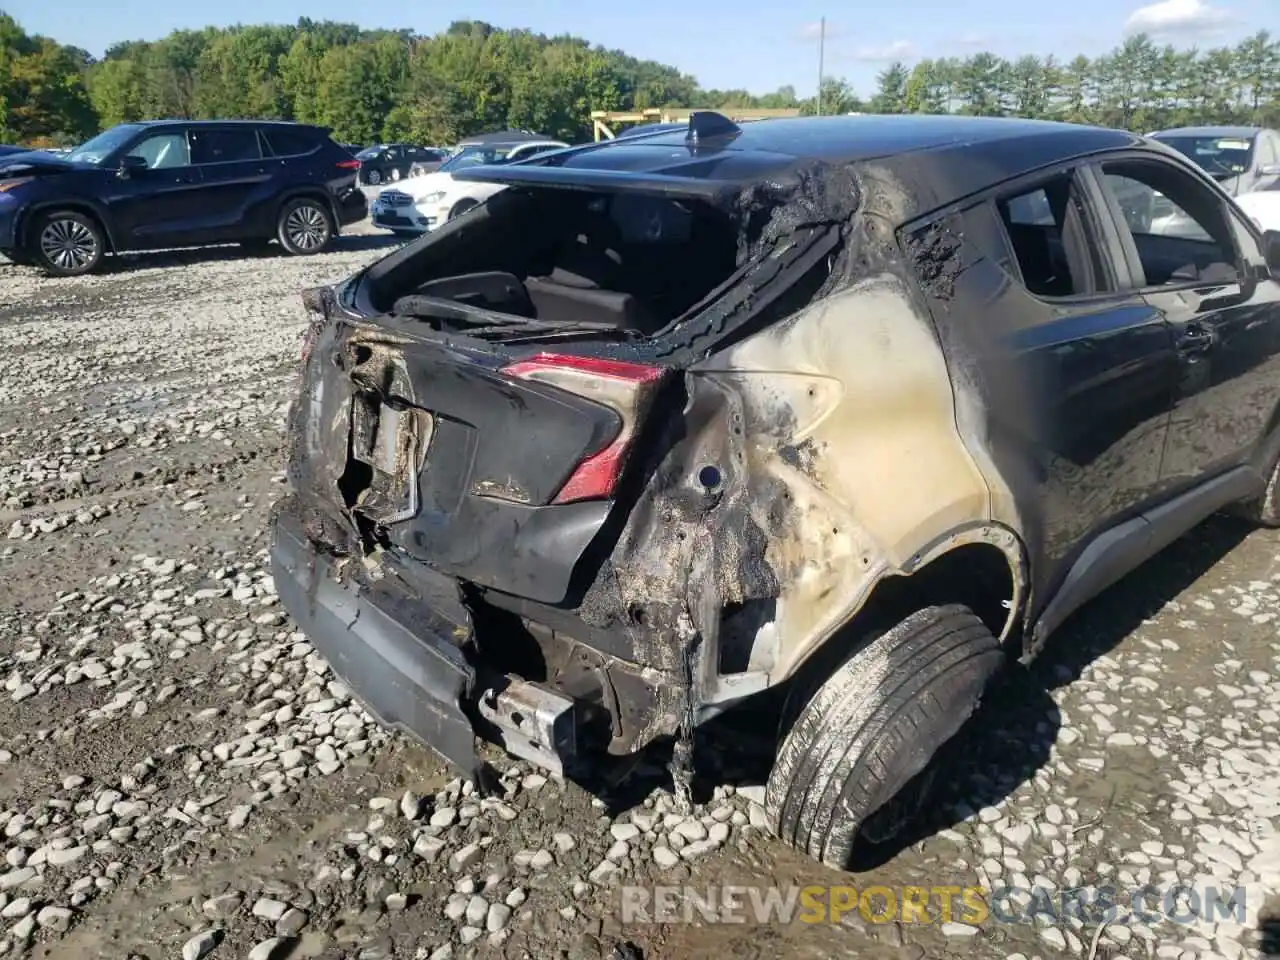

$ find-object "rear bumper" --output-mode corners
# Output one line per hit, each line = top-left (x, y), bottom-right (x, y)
(269, 510), (481, 774)
(336, 190), (368, 227)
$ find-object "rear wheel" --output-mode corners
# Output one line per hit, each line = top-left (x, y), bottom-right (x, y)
(277, 199), (333, 256)
(765, 604), (1003, 868)
(391, 168), (402, 181)
(366, 169), (382, 186)
(30, 210), (105, 277)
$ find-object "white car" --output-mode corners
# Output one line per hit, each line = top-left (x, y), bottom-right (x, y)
(1235, 190), (1280, 233)
(370, 134), (569, 236)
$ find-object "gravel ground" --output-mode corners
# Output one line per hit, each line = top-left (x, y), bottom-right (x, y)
(2, 222), (1280, 960)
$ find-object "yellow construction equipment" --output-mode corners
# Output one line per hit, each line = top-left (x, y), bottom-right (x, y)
(591, 107), (802, 141)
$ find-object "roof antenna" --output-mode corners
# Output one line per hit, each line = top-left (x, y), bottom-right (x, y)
(686, 111), (741, 145)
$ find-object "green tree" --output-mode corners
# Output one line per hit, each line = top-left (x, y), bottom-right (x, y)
(7, 11), (1280, 149)
(871, 62), (909, 113)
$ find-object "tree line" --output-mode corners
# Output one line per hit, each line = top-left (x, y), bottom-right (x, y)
(1, 12), (1278, 149)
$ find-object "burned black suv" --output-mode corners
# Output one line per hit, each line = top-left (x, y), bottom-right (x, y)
(271, 112), (1280, 868)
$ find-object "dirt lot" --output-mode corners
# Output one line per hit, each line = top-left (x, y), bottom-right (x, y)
(2, 221), (1280, 960)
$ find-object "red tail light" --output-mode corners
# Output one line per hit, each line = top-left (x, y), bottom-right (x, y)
(501, 353), (665, 504)
(336, 159), (361, 169)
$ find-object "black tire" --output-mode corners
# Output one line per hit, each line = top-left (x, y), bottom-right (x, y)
(29, 210), (105, 277)
(366, 169), (382, 186)
(276, 198), (333, 256)
(449, 199), (478, 221)
(765, 604), (1003, 869)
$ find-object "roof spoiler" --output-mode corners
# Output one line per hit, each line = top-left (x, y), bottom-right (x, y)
(686, 111), (741, 145)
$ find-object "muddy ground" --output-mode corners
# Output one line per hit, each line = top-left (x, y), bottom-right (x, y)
(2, 223), (1280, 960)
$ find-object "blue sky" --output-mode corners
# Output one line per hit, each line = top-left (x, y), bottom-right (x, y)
(5, 0), (1272, 96)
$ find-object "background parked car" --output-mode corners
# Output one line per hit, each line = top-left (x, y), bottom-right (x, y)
(369, 131), (568, 235)
(1147, 126), (1280, 196)
(0, 119), (367, 276)
(1236, 184), (1280, 232)
(406, 148), (451, 177)
(355, 144), (442, 185)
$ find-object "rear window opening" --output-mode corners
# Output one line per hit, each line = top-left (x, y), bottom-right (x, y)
(365, 188), (746, 338)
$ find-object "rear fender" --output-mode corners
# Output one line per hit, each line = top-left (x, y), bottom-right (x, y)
(578, 271), (1030, 731)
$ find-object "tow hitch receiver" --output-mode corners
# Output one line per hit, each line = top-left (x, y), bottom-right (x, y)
(476, 679), (586, 777)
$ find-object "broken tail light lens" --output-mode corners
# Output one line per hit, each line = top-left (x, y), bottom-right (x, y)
(299, 286), (331, 364)
(500, 353), (666, 504)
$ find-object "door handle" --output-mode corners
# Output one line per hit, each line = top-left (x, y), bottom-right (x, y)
(1176, 324), (1215, 355)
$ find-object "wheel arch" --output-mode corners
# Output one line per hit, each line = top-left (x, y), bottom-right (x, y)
(17, 200), (118, 254)
(448, 195), (480, 219)
(276, 188), (338, 232)
(774, 522), (1028, 691)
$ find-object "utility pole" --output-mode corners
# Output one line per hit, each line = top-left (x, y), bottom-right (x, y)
(816, 17), (825, 117)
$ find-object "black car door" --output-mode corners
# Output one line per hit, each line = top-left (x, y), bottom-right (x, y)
(906, 162), (1179, 610)
(100, 128), (205, 249)
(1091, 153), (1280, 492)
(187, 125), (271, 241)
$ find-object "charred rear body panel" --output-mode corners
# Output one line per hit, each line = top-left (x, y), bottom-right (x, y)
(272, 152), (1031, 775)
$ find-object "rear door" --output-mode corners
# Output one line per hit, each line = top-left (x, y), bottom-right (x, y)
(101, 127), (206, 249)
(187, 125), (271, 240)
(1091, 152), (1280, 491)
(910, 161), (1179, 602)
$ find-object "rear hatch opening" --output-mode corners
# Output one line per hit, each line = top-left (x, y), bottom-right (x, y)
(291, 166), (849, 582)
(364, 187), (748, 343)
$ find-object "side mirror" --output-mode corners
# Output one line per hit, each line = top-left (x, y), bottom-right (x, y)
(1263, 230), (1280, 279)
(117, 155), (147, 178)
(1258, 163), (1280, 177)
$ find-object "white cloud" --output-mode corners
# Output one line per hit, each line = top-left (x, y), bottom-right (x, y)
(1124, 0), (1231, 36)
(850, 40), (918, 62)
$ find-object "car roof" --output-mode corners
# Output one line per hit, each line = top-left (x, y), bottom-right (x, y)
(581, 114), (1129, 163)
(1148, 125), (1264, 139)
(455, 113), (1143, 223)
(133, 119), (331, 133)
(458, 130), (554, 146)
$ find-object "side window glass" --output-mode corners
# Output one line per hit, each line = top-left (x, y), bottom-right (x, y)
(190, 128), (261, 165)
(994, 172), (1100, 298)
(126, 133), (190, 170)
(1100, 160), (1237, 287)
(1004, 188), (1055, 226)
(261, 129), (315, 158)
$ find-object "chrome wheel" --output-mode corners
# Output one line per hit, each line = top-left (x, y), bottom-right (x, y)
(284, 204), (329, 252)
(366, 170), (381, 185)
(391, 168), (401, 181)
(40, 217), (99, 272)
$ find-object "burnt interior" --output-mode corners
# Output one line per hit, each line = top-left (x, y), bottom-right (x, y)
(375, 189), (742, 337)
